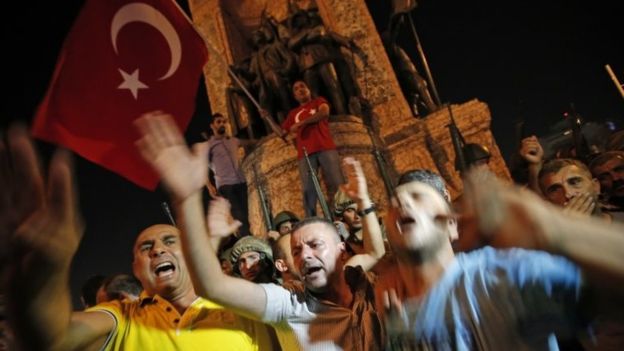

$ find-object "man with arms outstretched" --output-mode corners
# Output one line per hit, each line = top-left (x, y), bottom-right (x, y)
(134, 111), (386, 350)
(1, 126), (275, 350)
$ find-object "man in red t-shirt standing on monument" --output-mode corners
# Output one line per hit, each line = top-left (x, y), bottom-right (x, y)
(281, 80), (344, 217)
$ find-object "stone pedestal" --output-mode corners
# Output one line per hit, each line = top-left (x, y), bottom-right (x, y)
(187, 0), (511, 234)
(242, 116), (391, 236)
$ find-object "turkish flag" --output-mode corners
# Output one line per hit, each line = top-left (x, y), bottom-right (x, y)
(32, 0), (208, 190)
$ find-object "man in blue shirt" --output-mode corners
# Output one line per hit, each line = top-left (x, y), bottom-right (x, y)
(382, 170), (624, 350)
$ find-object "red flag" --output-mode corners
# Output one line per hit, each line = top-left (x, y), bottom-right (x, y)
(33, 0), (208, 189)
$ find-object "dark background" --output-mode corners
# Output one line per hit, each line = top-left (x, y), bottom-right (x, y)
(2, 0), (622, 308)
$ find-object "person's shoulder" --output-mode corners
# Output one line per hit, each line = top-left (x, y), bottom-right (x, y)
(314, 96), (329, 106)
(458, 247), (580, 286)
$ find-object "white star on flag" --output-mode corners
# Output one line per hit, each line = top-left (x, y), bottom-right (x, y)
(118, 68), (148, 99)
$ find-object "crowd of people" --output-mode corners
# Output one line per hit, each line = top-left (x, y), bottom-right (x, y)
(1, 77), (623, 351)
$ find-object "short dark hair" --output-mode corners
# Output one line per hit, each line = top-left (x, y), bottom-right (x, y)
(80, 274), (106, 307)
(397, 169), (449, 201)
(589, 151), (624, 170)
(103, 274), (143, 300)
(271, 234), (291, 261)
(538, 158), (591, 182)
(291, 217), (340, 242)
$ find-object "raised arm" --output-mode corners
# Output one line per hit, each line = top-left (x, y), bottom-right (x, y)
(134, 111), (268, 320)
(340, 157), (386, 271)
(461, 170), (624, 293)
(2, 125), (114, 350)
(518, 135), (544, 195)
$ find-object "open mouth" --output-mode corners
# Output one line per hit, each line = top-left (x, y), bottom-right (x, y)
(302, 266), (322, 277)
(154, 262), (176, 277)
(399, 216), (416, 225)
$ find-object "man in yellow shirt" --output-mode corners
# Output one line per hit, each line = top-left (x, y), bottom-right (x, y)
(3, 126), (275, 350)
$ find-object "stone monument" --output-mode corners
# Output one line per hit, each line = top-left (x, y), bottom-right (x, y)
(187, 0), (510, 235)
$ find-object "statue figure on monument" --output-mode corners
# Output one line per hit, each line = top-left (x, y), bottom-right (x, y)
(248, 16), (298, 124)
(286, 8), (349, 115)
(225, 58), (264, 139)
(382, 1), (439, 117)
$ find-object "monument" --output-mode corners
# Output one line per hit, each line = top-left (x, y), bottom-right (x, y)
(187, 0), (510, 235)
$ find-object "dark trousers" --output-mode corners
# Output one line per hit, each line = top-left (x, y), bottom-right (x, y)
(218, 182), (250, 236)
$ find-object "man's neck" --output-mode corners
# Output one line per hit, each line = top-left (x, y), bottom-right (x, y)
(163, 288), (199, 315)
(298, 97), (312, 106)
(397, 247), (456, 299)
(312, 268), (353, 308)
(213, 133), (225, 140)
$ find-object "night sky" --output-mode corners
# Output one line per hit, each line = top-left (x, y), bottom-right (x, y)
(2, 0), (622, 308)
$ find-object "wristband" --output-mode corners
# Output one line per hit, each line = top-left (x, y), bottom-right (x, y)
(358, 204), (376, 217)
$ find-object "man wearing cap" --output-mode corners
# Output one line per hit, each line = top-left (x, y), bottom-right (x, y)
(230, 236), (277, 284)
(267, 211), (300, 241)
(333, 189), (365, 254)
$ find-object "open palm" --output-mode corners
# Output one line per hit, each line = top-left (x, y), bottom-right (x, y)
(135, 111), (208, 201)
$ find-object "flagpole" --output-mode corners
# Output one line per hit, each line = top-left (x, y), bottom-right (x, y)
(406, 14), (442, 106)
(168, 0), (285, 139)
(605, 64), (624, 100)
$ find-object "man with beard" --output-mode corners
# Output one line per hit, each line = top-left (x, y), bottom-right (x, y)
(1, 126), (276, 350)
(134, 112), (386, 350)
(204, 113), (251, 236)
(381, 169), (624, 350)
(590, 151), (624, 215)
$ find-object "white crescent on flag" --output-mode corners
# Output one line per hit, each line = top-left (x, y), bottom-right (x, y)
(111, 2), (182, 80)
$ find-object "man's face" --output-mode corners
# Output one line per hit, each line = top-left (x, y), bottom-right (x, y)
(132, 225), (191, 297)
(387, 183), (455, 258)
(278, 221), (295, 236)
(275, 234), (299, 278)
(591, 156), (624, 199)
(237, 251), (264, 282)
(291, 222), (345, 293)
(211, 116), (228, 136)
(540, 165), (600, 207)
(292, 81), (311, 104)
(341, 207), (362, 232)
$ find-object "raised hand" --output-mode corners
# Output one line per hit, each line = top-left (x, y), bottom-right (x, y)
(519, 136), (544, 165)
(457, 169), (551, 251)
(1, 125), (83, 270)
(339, 157), (369, 203)
(135, 111), (209, 202)
(563, 193), (595, 217)
(207, 197), (242, 238)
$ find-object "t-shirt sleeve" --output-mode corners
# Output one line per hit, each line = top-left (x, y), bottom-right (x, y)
(281, 112), (294, 132)
(260, 283), (294, 324)
(85, 300), (122, 348)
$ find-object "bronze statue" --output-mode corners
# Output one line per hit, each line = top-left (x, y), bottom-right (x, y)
(286, 8), (348, 115)
(248, 18), (298, 124)
(225, 58), (264, 139)
(382, 11), (438, 117)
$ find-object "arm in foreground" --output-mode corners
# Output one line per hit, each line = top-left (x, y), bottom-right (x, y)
(2, 126), (113, 350)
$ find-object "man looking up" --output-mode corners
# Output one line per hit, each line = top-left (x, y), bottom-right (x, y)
(134, 112), (386, 350)
(281, 80), (344, 217)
